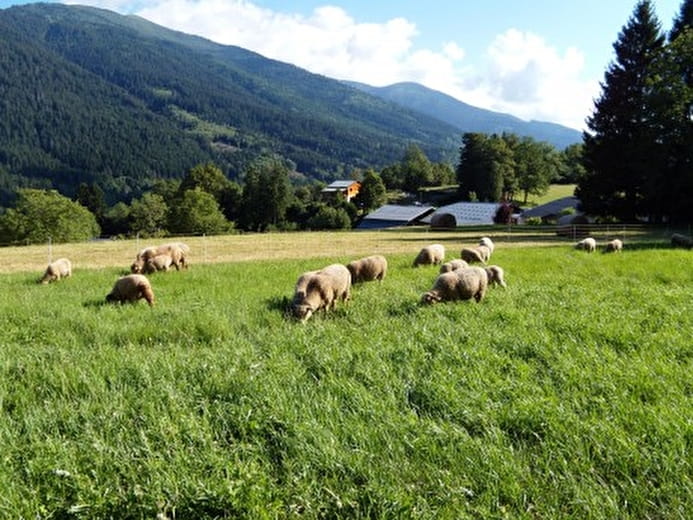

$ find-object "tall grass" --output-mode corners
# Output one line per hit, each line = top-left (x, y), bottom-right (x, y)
(0, 245), (691, 518)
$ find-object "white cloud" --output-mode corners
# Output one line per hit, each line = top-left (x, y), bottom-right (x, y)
(64, 0), (598, 130)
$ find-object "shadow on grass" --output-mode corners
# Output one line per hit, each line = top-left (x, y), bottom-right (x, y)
(83, 298), (109, 308)
(387, 301), (420, 317)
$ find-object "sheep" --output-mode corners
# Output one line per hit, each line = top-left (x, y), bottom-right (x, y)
(142, 254), (174, 274)
(484, 265), (507, 288)
(39, 258), (72, 284)
(439, 259), (469, 273)
(604, 239), (623, 253)
(461, 244), (491, 264)
(131, 242), (189, 273)
(291, 264), (352, 322)
(106, 274), (155, 306)
(413, 244), (445, 267)
(479, 236), (495, 254)
(421, 266), (488, 305)
(671, 233), (693, 249)
(347, 255), (388, 283)
(575, 237), (597, 253)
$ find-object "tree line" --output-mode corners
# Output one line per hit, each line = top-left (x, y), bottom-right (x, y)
(577, 0), (692, 224)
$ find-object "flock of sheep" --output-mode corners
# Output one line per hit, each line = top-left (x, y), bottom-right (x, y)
(39, 241), (190, 306)
(37, 231), (691, 317)
(290, 237), (507, 322)
(574, 237), (623, 253)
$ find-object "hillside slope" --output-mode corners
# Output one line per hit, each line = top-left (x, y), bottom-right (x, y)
(346, 81), (583, 149)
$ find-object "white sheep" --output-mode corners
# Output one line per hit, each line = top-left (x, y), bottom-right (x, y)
(439, 259), (469, 273)
(142, 254), (174, 274)
(413, 244), (445, 267)
(291, 264), (352, 322)
(484, 265), (507, 288)
(575, 237), (597, 253)
(131, 242), (189, 273)
(421, 266), (488, 305)
(479, 236), (495, 254)
(604, 239), (623, 253)
(347, 255), (388, 283)
(39, 258), (72, 284)
(106, 274), (155, 306)
(461, 244), (490, 264)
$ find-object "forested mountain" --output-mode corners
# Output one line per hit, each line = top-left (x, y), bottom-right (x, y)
(346, 82), (583, 150)
(0, 3), (577, 206)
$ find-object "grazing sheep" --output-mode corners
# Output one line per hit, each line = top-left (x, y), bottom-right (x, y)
(39, 258), (72, 284)
(142, 254), (174, 274)
(291, 264), (352, 322)
(575, 237), (597, 253)
(347, 255), (388, 283)
(479, 236), (495, 254)
(439, 259), (469, 273)
(461, 244), (491, 264)
(106, 274), (155, 306)
(413, 244), (445, 267)
(604, 239), (623, 253)
(421, 266), (488, 305)
(484, 265), (507, 288)
(131, 242), (189, 273)
(671, 233), (693, 249)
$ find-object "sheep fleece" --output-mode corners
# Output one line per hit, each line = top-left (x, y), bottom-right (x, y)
(40, 258), (72, 284)
(106, 274), (155, 306)
(347, 255), (387, 283)
(291, 264), (351, 321)
(421, 266), (488, 304)
(413, 244), (445, 266)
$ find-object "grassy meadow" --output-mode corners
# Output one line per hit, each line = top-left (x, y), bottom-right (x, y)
(0, 232), (691, 518)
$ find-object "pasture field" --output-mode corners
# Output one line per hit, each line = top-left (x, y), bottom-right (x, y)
(0, 235), (691, 518)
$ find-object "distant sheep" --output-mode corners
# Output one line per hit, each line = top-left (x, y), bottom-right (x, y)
(347, 255), (388, 283)
(671, 233), (693, 249)
(131, 242), (189, 273)
(413, 244), (445, 267)
(461, 244), (491, 264)
(484, 265), (507, 288)
(106, 274), (155, 306)
(421, 266), (488, 305)
(40, 258), (72, 284)
(604, 239), (623, 253)
(479, 237), (495, 254)
(142, 254), (174, 274)
(575, 237), (597, 253)
(439, 259), (469, 273)
(291, 264), (351, 322)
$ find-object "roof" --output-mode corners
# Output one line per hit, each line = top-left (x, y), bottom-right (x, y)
(521, 196), (580, 218)
(424, 202), (501, 226)
(322, 180), (360, 191)
(357, 204), (435, 229)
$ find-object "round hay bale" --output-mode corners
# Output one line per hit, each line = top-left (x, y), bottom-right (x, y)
(430, 212), (456, 229)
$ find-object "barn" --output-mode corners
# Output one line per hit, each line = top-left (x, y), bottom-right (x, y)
(357, 204), (435, 230)
(424, 202), (501, 226)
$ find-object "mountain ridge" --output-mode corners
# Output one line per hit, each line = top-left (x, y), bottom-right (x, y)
(0, 3), (581, 206)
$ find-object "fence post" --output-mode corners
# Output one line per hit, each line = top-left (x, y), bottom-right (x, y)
(203, 233), (207, 264)
(47, 236), (52, 265)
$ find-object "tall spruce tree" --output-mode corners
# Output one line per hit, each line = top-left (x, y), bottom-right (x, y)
(578, 0), (666, 221)
(659, 0), (693, 223)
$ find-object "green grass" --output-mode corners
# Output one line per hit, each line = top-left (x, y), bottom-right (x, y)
(522, 184), (577, 206)
(1, 246), (691, 518)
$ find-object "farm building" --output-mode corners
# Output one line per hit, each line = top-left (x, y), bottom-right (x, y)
(321, 180), (361, 202)
(519, 196), (581, 223)
(423, 202), (501, 226)
(357, 204), (435, 230)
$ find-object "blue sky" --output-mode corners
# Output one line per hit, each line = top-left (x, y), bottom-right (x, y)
(0, 0), (684, 130)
